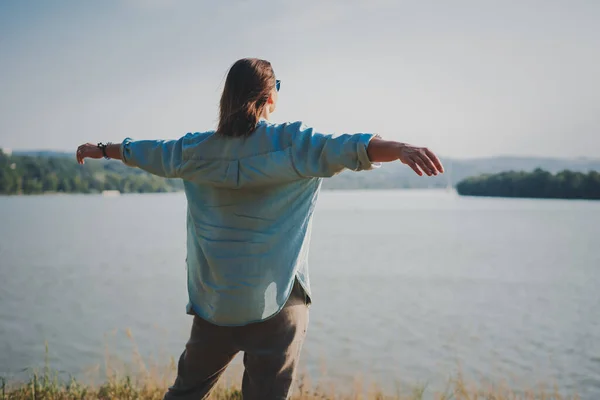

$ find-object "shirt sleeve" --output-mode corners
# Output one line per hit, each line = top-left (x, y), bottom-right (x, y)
(289, 123), (380, 178)
(120, 137), (186, 178)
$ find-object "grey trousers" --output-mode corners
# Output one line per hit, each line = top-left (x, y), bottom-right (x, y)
(164, 281), (309, 400)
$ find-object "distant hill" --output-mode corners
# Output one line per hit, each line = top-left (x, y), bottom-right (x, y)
(12, 150), (74, 158)
(322, 156), (600, 190)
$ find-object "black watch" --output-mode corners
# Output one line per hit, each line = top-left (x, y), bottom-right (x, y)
(97, 142), (112, 159)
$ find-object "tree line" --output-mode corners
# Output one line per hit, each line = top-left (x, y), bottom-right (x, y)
(456, 168), (600, 200)
(0, 149), (182, 195)
(3, 149), (599, 199)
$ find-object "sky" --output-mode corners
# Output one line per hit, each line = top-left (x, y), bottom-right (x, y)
(0, 0), (598, 158)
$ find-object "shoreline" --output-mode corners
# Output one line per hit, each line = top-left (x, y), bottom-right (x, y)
(2, 188), (600, 202)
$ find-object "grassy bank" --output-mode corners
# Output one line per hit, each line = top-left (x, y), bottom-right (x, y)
(1, 340), (580, 399)
(1, 369), (580, 400)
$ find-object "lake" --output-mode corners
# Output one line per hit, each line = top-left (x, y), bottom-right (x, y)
(1, 190), (599, 398)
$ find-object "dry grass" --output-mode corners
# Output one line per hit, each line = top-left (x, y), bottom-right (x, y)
(1, 339), (580, 399)
(1, 373), (581, 400)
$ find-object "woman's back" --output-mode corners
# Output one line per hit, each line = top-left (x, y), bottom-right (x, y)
(121, 119), (378, 325)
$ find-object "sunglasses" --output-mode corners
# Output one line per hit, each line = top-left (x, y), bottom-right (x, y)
(275, 80), (281, 92)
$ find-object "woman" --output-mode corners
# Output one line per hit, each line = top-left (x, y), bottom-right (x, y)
(76, 58), (443, 400)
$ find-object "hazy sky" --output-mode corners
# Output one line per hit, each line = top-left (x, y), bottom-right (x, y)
(1, 0), (598, 158)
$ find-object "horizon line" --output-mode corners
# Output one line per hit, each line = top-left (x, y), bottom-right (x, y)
(2, 147), (600, 163)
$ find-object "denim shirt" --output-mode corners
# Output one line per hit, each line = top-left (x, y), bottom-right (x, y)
(120, 120), (379, 326)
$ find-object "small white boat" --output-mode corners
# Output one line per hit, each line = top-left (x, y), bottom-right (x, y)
(101, 190), (121, 197)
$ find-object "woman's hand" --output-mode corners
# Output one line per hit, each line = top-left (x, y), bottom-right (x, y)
(398, 144), (444, 176)
(76, 143), (103, 164)
(367, 138), (444, 176)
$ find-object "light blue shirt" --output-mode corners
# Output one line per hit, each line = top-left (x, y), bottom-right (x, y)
(121, 120), (378, 326)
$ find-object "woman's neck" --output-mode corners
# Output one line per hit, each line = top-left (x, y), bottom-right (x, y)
(260, 107), (271, 121)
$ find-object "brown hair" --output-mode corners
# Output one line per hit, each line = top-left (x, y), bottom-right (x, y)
(216, 58), (277, 138)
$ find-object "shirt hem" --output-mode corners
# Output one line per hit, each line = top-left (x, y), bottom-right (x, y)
(187, 275), (307, 327)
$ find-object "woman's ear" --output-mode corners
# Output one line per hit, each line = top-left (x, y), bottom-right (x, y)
(267, 90), (277, 112)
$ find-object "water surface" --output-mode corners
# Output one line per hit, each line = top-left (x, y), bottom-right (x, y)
(1, 190), (599, 398)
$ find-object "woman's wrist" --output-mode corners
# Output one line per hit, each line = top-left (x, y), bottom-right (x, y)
(367, 138), (405, 163)
(105, 143), (123, 160)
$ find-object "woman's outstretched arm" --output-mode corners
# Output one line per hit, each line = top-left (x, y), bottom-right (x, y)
(76, 138), (186, 178)
(289, 123), (444, 178)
